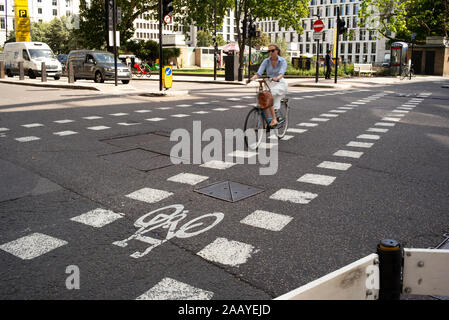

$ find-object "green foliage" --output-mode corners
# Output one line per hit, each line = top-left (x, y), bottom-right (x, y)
(246, 31), (270, 49)
(197, 30), (213, 47)
(124, 39), (180, 64)
(217, 34), (227, 46)
(359, 0), (449, 41)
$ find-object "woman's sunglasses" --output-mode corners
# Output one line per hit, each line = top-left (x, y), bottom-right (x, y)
(268, 49), (277, 53)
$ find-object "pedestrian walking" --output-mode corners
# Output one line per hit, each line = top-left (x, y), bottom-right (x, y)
(325, 50), (332, 79)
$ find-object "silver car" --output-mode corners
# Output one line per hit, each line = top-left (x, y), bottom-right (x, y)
(67, 50), (131, 84)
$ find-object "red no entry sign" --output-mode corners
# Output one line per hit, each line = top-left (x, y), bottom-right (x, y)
(163, 14), (172, 24)
(313, 20), (324, 32)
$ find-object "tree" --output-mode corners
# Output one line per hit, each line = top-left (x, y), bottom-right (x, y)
(359, 0), (449, 42)
(175, 0), (309, 79)
(246, 31), (270, 49)
(217, 34), (227, 46)
(197, 30), (213, 47)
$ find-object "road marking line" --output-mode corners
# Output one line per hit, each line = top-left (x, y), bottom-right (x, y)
(398, 107), (413, 110)
(87, 126), (110, 130)
(297, 173), (336, 186)
(0, 233), (67, 260)
(109, 113), (129, 116)
(293, 97), (304, 100)
(53, 131), (78, 136)
(333, 150), (364, 158)
(83, 116), (103, 120)
(337, 107), (353, 110)
(357, 134), (380, 140)
(117, 122), (141, 126)
(375, 122), (396, 127)
(157, 107), (172, 110)
(297, 123), (318, 127)
(230, 105), (248, 109)
(381, 117), (401, 122)
(303, 95), (315, 98)
(197, 237), (257, 267)
(367, 128), (388, 133)
(171, 114), (190, 118)
(135, 110), (152, 113)
(351, 102), (365, 105)
(269, 189), (318, 204)
(227, 150), (258, 158)
(193, 111), (210, 114)
(392, 110), (409, 113)
(126, 187), (173, 203)
(167, 173), (209, 185)
(227, 98), (241, 101)
(70, 208), (124, 228)
(317, 161), (352, 171)
(146, 118), (166, 121)
(280, 135), (294, 140)
(387, 113), (405, 117)
(240, 210), (293, 231)
(200, 160), (236, 170)
(347, 141), (374, 148)
(54, 120), (74, 124)
(137, 277), (214, 300)
(15, 136), (40, 142)
(310, 118), (330, 122)
(176, 104), (192, 107)
(258, 142), (278, 149)
(212, 108), (229, 111)
(320, 113), (339, 117)
(0, 128), (10, 132)
(287, 128), (308, 133)
(22, 123), (44, 128)
(195, 102), (209, 105)
(402, 104), (416, 107)
(329, 110), (347, 113)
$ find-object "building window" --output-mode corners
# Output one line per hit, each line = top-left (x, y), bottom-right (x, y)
(363, 43), (368, 53)
(0, 5), (4, 11)
(38, 8), (42, 14)
(371, 42), (376, 53)
(371, 55), (376, 62)
(52, 0), (57, 6)
(53, 9), (58, 16)
(348, 43), (352, 53)
(0, 17), (5, 29)
(355, 43), (360, 54)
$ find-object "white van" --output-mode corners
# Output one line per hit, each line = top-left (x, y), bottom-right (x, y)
(4, 42), (62, 80)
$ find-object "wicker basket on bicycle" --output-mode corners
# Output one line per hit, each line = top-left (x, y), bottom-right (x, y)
(257, 80), (273, 110)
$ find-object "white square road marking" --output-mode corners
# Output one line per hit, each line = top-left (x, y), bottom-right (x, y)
(227, 98), (241, 101)
(212, 108), (229, 111)
(195, 102), (209, 105)
(387, 113), (405, 117)
(197, 237), (257, 267)
(193, 111), (210, 114)
(287, 128), (308, 134)
(280, 135), (294, 140)
(269, 189), (318, 204)
(347, 141), (374, 148)
(333, 150), (364, 158)
(87, 126), (110, 131)
(297, 174), (336, 186)
(137, 277), (214, 300)
(118, 122), (141, 126)
(230, 105), (248, 109)
(171, 114), (190, 118)
(338, 107), (353, 110)
(167, 173), (209, 185)
(200, 160), (236, 170)
(54, 120), (74, 124)
(83, 116), (103, 120)
(0, 233), (67, 260)
(240, 210), (293, 231)
(317, 161), (352, 171)
(22, 123), (44, 128)
(109, 113), (129, 116)
(53, 131), (78, 136)
(297, 123), (318, 127)
(310, 118), (330, 122)
(126, 188), (173, 203)
(351, 102), (366, 105)
(15, 136), (41, 142)
(381, 117), (401, 122)
(357, 134), (380, 140)
(146, 118), (166, 122)
(375, 122), (396, 127)
(135, 110), (152, 113)
(402, 105), (416, 107)
(70, 208), (124, 228)
(176, 104), (192, 107)
(367, 128), (389, 133)
(392, 110), (409, 113)
(320, 113), (339, 117)
(398, 107), (413, 110)
(157, 107), (172, 110)
(0, 128), (10, 132)
(329, 110), (347, 113)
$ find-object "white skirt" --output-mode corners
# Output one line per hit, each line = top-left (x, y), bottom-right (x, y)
(268, 78), (288, 109)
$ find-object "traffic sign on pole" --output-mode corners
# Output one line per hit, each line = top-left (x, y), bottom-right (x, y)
(313, 19), (325, 33)
(163, 14), (172, 24)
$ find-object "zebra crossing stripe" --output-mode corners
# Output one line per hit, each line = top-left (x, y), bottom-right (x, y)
(70, 208), (124, 228)
(367, 128), (389, 133)
(375, 122), (396, 127)
(197, 237), (257, 267)
(22, 123), (44, 128)
(53, 131), (78, 136)
(297, 123), (318, 127)
(167, 173), (209, 185)
(317, 161), (352, 171)
(297, 174), (336, 186)
(333, 150), (364, 158)
(200, 160), (236, 170)
(347, 141), (374, 148)
(15, 136), (40, 142)
(126, 188), (173, 203)
(54, 120), (74, 124)
(87, 126), (110, 131)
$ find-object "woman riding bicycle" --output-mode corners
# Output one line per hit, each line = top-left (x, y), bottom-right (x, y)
(250, 44), (288, 127)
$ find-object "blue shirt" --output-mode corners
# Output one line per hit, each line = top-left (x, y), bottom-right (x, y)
(256, 56), (287, 78)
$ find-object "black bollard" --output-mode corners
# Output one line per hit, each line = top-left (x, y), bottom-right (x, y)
(377, 239), (403, 300)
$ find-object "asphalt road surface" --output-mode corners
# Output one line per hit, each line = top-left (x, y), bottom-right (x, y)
(0, 78), (448, 301)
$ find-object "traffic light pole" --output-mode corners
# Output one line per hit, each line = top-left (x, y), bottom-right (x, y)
(334, 7), (340, 84)
(113, 0), (118, 86)
(247, 15), (252, 81)
(159, 0), (163, 91)
(214, 0), (217, 81)
(316, 38), (319, 83)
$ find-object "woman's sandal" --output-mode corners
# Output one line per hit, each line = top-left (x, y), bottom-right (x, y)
(269, 120), (278, 128)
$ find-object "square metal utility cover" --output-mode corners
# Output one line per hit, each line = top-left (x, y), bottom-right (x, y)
(194, 181), (264, 203)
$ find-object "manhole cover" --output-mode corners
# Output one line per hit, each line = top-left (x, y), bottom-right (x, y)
(194, 181), (263, 203)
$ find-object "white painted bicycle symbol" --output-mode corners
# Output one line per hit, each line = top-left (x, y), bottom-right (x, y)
(113, 204), (224, 258)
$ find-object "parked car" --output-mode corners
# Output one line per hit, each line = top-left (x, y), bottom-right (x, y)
(57, 54), (68, 76)
(3, 42), (62, 80)
(66, 50), (131, 84)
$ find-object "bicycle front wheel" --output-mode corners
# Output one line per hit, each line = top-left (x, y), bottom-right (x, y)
(136, 72), (143, 78)
(244, 108), (266, 150)
(146, 70), (152, 78)
(400, 68), (407, 80)
(274, 99), (289, 139)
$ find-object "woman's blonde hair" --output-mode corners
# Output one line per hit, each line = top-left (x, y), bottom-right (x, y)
(268, 44), (281, 56)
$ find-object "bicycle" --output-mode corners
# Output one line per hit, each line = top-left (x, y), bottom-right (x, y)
(134, 63), (160, 78)
(244, 78), (289, 149)
(400, 64), (415, 80)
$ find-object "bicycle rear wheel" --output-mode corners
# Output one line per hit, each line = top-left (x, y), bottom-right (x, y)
(136, 72), (143, 78)
(274, 99), (289, 139)
(400, 68), (407, 80)
(146, 70), (152, 78)
(244, 108), (266, 150)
